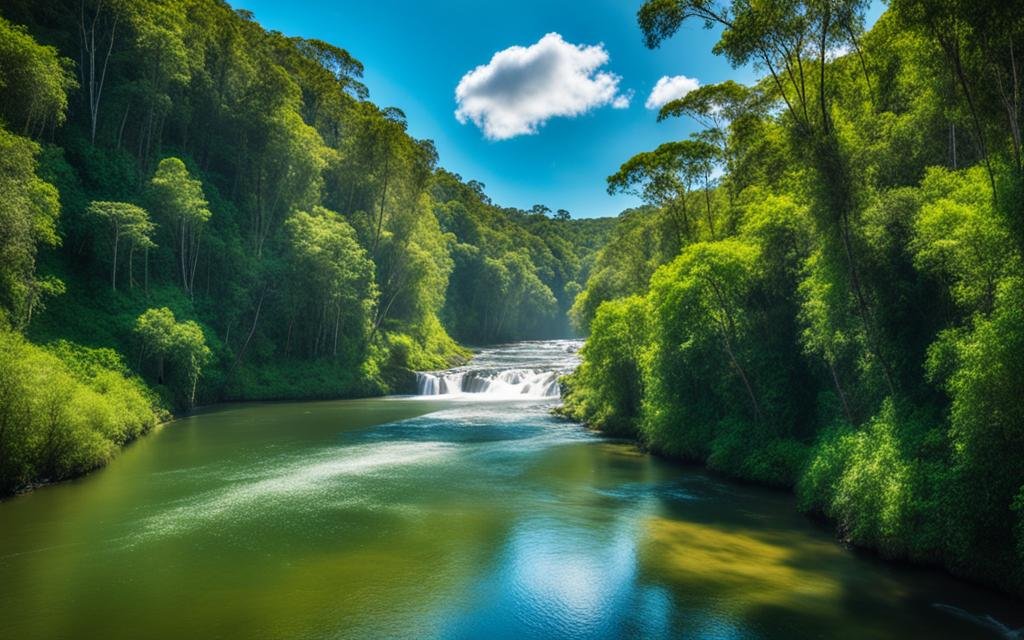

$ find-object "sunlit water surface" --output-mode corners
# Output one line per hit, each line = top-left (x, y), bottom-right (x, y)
(0, 340), (1019, 639)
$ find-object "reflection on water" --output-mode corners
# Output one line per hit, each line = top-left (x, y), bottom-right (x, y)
(0, 342), (1020, 639)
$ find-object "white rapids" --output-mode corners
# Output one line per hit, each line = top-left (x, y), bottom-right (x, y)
(414, 340), (582, 399)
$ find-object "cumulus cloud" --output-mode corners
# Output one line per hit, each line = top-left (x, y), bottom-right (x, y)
(645, 75), (700, 110)
(454, 33), (630, 140)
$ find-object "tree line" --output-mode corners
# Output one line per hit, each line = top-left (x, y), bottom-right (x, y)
(562, 0), (1024, 597)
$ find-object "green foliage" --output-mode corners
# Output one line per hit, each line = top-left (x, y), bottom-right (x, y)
(560, 296), (647, 437)
(148, 157), (210, 295)
(0, 127), (62, 327)
(561, 0), (1024, 597)
(284, 206), (376, 359)
(87, 200), (154, 290)
(0, 5), (610, 499)
(0, 15), (76, 136)
(0, 325), (162, 494)
(134, 307), (211, 406)
(927, 277), (1024, 581)
(912, 167), (1020, 313)
(797, 400), (948, 559)
(570, 207), (671, 331)
(432, 170), (610, 342)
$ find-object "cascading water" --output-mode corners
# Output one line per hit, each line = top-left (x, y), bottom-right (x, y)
(414, 340), (581, 399)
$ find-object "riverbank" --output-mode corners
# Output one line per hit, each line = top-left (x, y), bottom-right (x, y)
(0, 333), (472, 500)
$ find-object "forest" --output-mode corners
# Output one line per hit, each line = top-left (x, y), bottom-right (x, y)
(0, 0), (612, 495)
(561, 0), (1024, 597)
(2, 0), (1023, 606)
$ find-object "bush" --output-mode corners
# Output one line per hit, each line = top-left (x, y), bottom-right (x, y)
(0, 328), (163, 494)
(560, 295), (647, 437)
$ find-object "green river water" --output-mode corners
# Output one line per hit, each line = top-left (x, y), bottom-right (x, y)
(0, 341), (1019, 639)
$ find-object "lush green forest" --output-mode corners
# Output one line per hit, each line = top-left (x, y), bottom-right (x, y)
(3, 0), (1024, 606)
(562, 0), (1024, 596)
(0, 0), (613, 494)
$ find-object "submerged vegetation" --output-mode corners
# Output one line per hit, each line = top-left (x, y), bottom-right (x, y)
(0, 3), (610, 494)
(562, 0), (1024, 596)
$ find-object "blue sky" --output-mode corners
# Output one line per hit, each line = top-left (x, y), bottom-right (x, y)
(233, 0), (884, 218)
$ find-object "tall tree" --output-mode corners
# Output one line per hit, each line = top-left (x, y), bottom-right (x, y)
(148, 157), (210, 296)
(86, 201), (152, 290)
(0, 129), (61, 327)
(78, 0), (121, 143)
(0, 16), (76, 138)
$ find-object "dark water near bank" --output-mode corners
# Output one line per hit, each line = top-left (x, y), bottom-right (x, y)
(0, 341), (1019, 639)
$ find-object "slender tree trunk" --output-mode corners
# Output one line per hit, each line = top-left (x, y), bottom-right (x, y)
(116, 103), (130, 150)
(703, 175), (715, 239)
(951, 122), (958, 169)
(706, 276), (762, 424)
(372, 155), (390, 256)
(236, 291), (265, 365)
(836, 191), (897, 396)
(80, 0), (118, 145)
(181, 220), (187, 291)
(111, 227), (119, 291)
(188, 227), (202, 295)
(828, 358), (854, 425)
(333, 303), (341, 357)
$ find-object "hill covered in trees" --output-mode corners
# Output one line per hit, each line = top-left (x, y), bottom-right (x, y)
(0, 0), (612, 494)
(562, 0), (1024, 597)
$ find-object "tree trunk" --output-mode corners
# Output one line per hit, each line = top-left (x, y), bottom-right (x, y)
(79, 0), (118, 145)
(828, 358), (854, 425)
(236, 291), (265, 365)
(372, 155), (390, 256)
(111, 226), (119, 290)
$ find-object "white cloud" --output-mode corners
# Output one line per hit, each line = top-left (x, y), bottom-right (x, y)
(645, 75), (700, 110)
(612, 91), (634, 109)
(454, 33), (630, 140)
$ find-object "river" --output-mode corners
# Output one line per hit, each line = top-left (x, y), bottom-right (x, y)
(0, 340), (1019, 639)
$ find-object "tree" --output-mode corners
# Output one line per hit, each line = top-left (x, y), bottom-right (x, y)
(890, 1), (1024, 183)
(86, 201), (152, 290)
(284, 207), (376, 358)
(657, 80), (762, 205)
(638, 0), (896, 393)
(134, 307), (175, 383)
(607, 137), (721, 245)
(78, 0), (122, 144)
(0, 128), (61, 327)
(134, 307), (210, 406)
(148, 158), (210, 296)
(0, 16), (76, 138)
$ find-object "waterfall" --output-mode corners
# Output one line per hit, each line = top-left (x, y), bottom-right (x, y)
(415, 369), (562, 398)
(413, 340), (581, 399)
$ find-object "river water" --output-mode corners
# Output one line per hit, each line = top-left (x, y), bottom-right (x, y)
(0, 340), (1019, 639)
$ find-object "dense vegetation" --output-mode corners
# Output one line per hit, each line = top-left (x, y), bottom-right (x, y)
(0, 1), (610, 494)
(3, 0), (1022, 605)
(562, 0), (1024, 596)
